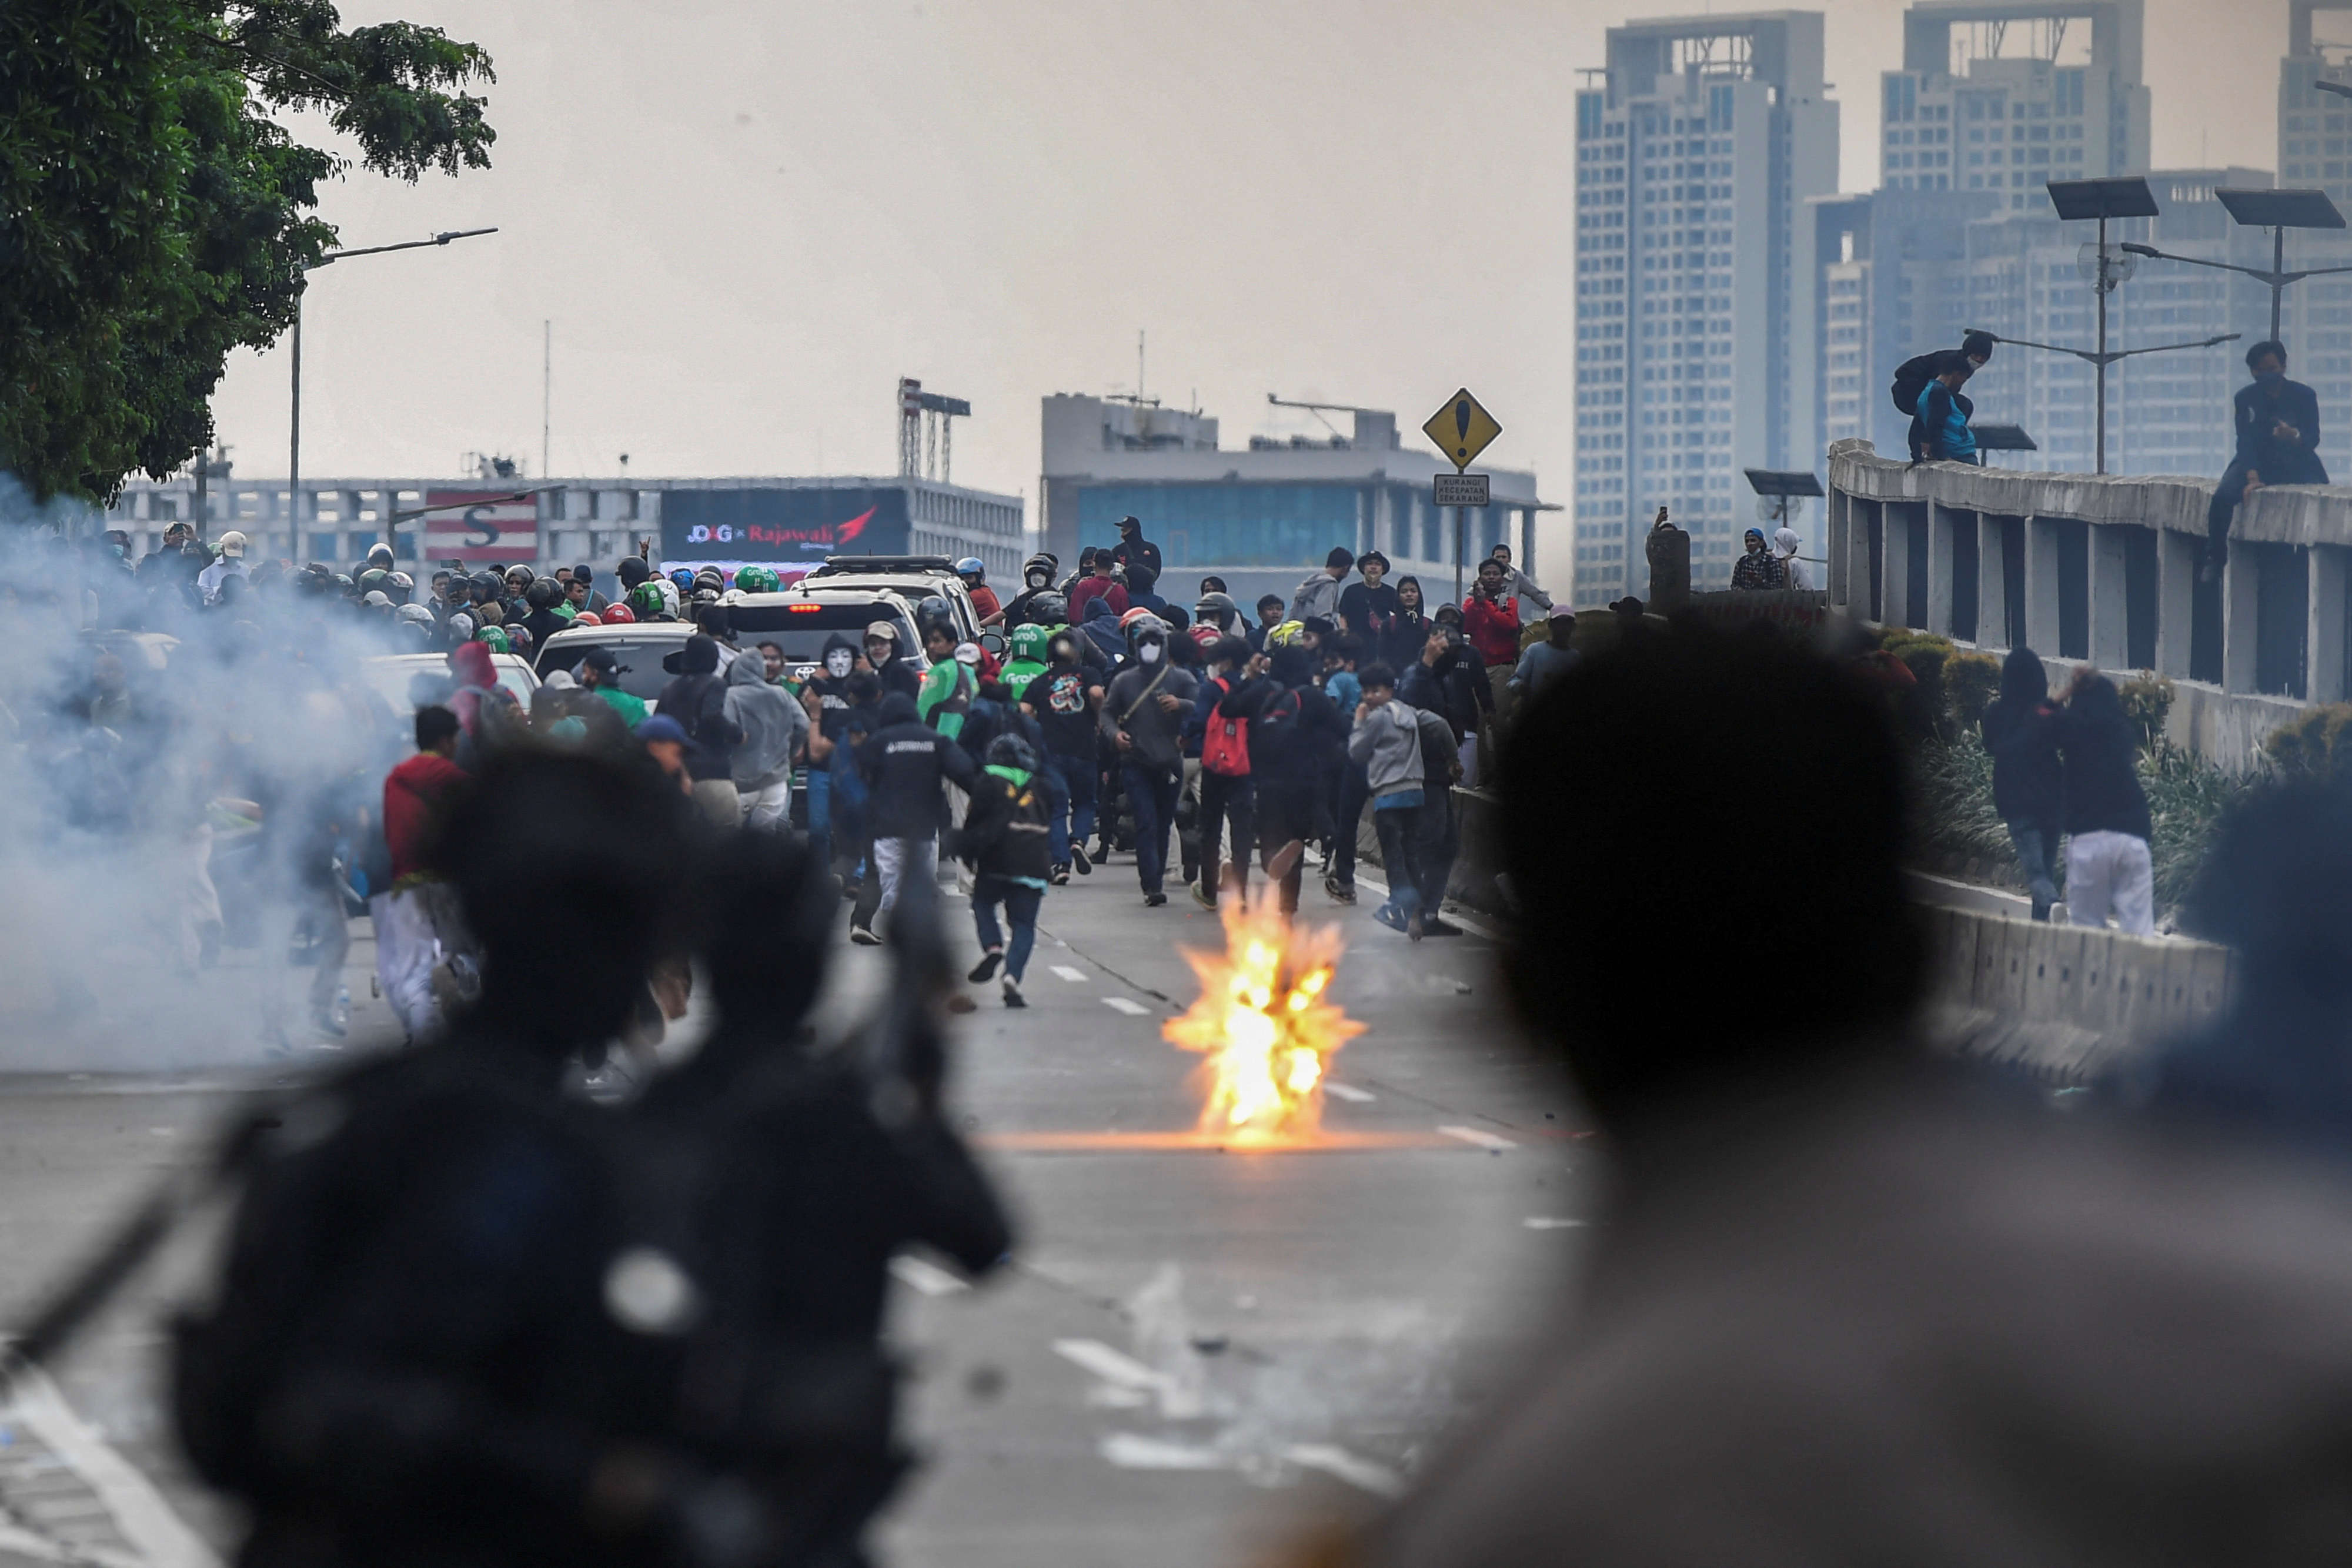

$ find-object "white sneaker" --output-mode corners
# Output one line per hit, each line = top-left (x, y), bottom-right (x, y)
(1002, 976), (1027, 1008)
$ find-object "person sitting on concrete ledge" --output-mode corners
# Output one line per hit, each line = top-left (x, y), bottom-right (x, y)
(2205, 339), (2327, 583)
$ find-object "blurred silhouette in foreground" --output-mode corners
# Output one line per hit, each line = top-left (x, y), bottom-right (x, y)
(1369, 626), (2352, 1566)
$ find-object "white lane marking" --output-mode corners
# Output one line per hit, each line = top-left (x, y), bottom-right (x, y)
(1101, 1433), (1227, 1471)
(1101, 997), (1150, 1016)
(890, 1255), (970, 1296)
(1282, 1443), (1405, 1497)
(1322, 1082), (1375, 1104)
(1049, 965), (1088, 982)
(1437, 1124), (1518, 1151)
(1053, 1338), (1173, 1392)
(1523, 1216), (1588, 1231)
(2, 1360), (220, 1568)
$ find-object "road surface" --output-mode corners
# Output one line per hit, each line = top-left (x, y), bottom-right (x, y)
(0, 848), (1592, 1567)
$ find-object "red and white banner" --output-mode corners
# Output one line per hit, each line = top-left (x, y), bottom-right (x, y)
(421, 491), (539, 564)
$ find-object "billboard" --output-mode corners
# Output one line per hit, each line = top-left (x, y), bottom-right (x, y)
(422, 490), (540, 564)
(659, 487), (910, 565)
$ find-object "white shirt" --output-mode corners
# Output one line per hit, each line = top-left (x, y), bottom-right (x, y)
(196, 557), (248, 604)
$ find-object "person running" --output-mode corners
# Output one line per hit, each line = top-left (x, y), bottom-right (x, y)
(849, 691), (977, 944)
(1024, 627), (1103, 881)
(2056, 668), (2155, 937)
(1100, 616), (1199, 907)
(1981, 647), (2064, 922)
(373, 706), (466, 1041)
(1189, 636), (1258, 910)
(800, 634), (863, 870)
(655, 633), (743, 828)
(956, 733), (1054, 1008)
(725, 635), (806, 832)
(1217, 626), (1346, 917)
(1348, 662), (1448, 940)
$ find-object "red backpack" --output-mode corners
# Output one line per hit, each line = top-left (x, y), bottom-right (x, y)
(1201, 677), (1251, 777)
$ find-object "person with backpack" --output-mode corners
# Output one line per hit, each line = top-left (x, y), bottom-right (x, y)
(1100, 616), (1200, 907)
(1190, 636), (1259, 910)
(954, 733), (1054, 1008)
(1912, 353), (1980, 466)
(1893, 330), (1994, 461)
(1218, 625), (1348, 917)
(1023, 627), (1103, 882)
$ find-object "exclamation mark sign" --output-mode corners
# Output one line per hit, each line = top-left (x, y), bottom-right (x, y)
(1455, 397), (1472, 462)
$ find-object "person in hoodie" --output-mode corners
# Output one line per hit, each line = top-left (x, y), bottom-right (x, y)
(801, 633), (864, 868)
(916, 624), (977, 738)
(656, 633), (744, 828)
(445, 638), (518, 770)
(1347, 662), (1453, 940)
(726, 637), (807, 832)
(954, 733), (1054, 1008)
(850, 690), (978, 944)
(1980, 647), (2065, 921)
(1218, 627), (1348, 917)
(1077, 593), (1128, 667)
(2056, 668), (2155, 937)
(519, 579), (571, 654)
(1100, 616), (1200, 907)
(864, 621), (923, 702)
(373, 705), (467, 1041)
(1023, 628), (1104, 881)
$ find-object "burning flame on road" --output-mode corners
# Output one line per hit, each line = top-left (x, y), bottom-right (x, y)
(1164, 902), (1365, 1142)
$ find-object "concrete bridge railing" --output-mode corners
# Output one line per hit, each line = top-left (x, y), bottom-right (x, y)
(1826, 439), (2352, 768)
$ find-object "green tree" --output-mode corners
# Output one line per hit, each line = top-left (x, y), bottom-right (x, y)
(1, 0), (494, 504)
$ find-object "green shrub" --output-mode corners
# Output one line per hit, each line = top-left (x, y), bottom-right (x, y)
(2117, 673), (2176, 753)
(2262, 702), (2352, 781)
(1879, 628), (1957, 738)
(2143, 742), (2255, 917)
(1945, 651), (2002, 733)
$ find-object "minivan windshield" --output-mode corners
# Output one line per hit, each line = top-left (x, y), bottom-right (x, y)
(727, 602), (924, 663)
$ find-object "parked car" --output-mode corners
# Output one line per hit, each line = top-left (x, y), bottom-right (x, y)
(791, 556), (979, 642)
(717, 589), (930, 684)
(530, 621), (703, 707)
(359, 651), (539, 716)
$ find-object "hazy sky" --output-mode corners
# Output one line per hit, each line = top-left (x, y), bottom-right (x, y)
(206, 0), (2298, 509)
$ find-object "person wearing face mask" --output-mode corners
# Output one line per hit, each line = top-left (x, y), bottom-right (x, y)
(1099, 616), (1199, 907)
(1024, 628), (1104, 881)
(1001, 554), (1060, 627)
(801, 633), (865, 869)
(2206, 340), (2328, 581)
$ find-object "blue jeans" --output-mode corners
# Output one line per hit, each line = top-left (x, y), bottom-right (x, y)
(971, 875), (1043, 982)
(1121, 760), (1182, 894)
(2006, 819), (2060, 913)
(1372, 803), (1423, 921)
(1415, 785), (1456, 915)
(1048, 751), (1097, 866)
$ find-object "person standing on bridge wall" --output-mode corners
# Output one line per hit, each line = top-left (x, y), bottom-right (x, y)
(2205, 340), (2327, 582)
(2056, 668), (2154, 938)
(1980, 647), (2065, 922)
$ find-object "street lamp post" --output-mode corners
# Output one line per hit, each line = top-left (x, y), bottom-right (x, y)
(2120, 188), (2350, 348)
(288, 227), (496, 551)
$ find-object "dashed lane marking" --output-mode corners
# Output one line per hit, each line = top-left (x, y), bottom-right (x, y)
(1101, 997), (1151, 1016)
(1049, 965), (1088, 982)
(0, 1359), (220, 1568)
(1322, 1083), (1376, 1104)
(1282, 1443), (1405, 1497)
(1436, 1124), (1518, 1151)
(890, 1255), (971, 1296)
(1053, 1338), (1174, 1393)
(1522, 1216), (1588, 1230)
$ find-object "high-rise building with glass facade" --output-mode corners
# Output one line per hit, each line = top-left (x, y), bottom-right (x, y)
(1571, 11), (1839, 605)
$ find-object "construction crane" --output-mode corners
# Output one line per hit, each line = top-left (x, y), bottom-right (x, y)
(898, 377), (971, 483)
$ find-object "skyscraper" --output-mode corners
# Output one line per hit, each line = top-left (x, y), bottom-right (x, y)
(1571, 11), (1839, 604)
(2280, 1), (2352, 209)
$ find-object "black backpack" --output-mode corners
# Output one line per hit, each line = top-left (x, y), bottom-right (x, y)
(1890, 352), (1942, 418)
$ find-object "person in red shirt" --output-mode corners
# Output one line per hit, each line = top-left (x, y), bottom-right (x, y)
(958, 559), (1004, 626)
(374, 706), (468, 1041)
(1067, 550), (1130, 626)
(1461, 557), (1525, 767)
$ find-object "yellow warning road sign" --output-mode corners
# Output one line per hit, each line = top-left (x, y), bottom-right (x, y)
(1422, 389), (1501, 472)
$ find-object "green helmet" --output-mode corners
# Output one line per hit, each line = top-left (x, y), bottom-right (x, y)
(477, 626), (511, 653)
(629, 581), (666, 618)
(735, 564), (780, 593)
(1009, 622), (1053, 663)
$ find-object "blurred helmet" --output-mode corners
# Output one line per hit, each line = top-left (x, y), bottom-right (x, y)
(956, 557), (986, 581)
(447, 612), (476, 639)
(573, 611), (603, 626)
(601, 602), (637, 625)
(331, 573), (355, 595)
(1118, 606), (1158, 630)
(669, 569), (697, 593)
(471, 571), (503, 600)
(396, 603), (435, 626)
(694, 567), (725, 591)
(1264, 620), (1308, 648)
(358, 569), (392, 594)
(527, 579), (562, 609)
(388, 571), (415, 593)
(505, 565), (534, 586)
(1021, 552), (1056, 588)
(916, 594), (957, 640)
(984, 733), (1040, 774)
(1010, 623), (1051, 662)
(362, 590), (392, 608)
(628, 581), (667, 618)
(477, 626), (510, 652)
(506, 625), (534, 652)
(1030, 592), (1068, 627)
(735, 564), (780, 593)
(216, 530), (249, 558)
(365, 543), (395, 569)
(1193, 591), (1238, 626)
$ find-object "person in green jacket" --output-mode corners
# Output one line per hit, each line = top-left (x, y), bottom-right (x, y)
(576, 646), (649, 727)
(916, 624), (977, 739)
(1000, 622), (1053, 706)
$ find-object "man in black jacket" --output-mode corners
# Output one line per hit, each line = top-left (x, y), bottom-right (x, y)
(1217, 634), (1346, 916)
(1100, 616), (1200, 907)
(655, 633), (743, 827)
(850, 691), (977, 944)
(2206, 339), (2328, 578)
(1980, 647), (2064, 921)
(954, 733), (1054, 1007)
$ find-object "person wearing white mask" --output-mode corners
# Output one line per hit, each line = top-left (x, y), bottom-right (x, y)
(197, 530), (250, 604)
(1100, 615), (1199, 907)
(1774, 527), (1811, 590)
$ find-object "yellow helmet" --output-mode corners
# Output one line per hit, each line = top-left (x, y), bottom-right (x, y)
(1264, 619), (1308, 648)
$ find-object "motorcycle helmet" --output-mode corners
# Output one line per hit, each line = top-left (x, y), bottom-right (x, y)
(956, 557), (986, 584)
(694, 566), (725, 592)
(387, 571), (415, 597)
(395, 603), (435, 626)
(628, 581), (667, 619)
(601, 602), (638, 625)
(364, 543), (395, 570)
(735, 564), (780, 593)
(1020, 553), (1056, 591)
(1264, 619), (1307, 648)
(984, 733), (1040, 775)
(916, 594), (957, 641)
(1029, 592), (1068, 627)
(1192, 591), (1238, 630)
(361, 589), (392, 608)
(572, 611), (603, 627)
(527, 579), (562, 610)
(1118, 606), (1158, 631)
(669, 568), (697, 594)
(358, 568), (393, 594)
(477, 626), (511, 653)
(331, 573), (356, 597)
(470, 571), (503, 603)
